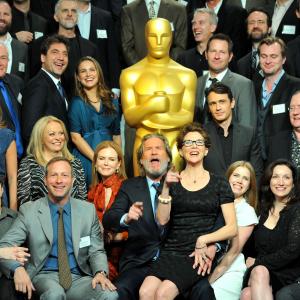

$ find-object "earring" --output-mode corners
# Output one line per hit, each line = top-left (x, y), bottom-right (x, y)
(116, 168), (119, 174)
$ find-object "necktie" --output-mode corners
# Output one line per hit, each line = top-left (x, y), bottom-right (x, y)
(152, 182), (160, 213)
(149, 1), (156, 19)
(57, 81), (65, 99)
(58, 207), (72, 290)
(0, 81), (23, 158)
(251, 50), (257, 70)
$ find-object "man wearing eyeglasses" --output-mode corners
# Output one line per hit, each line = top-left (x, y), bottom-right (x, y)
(203, 82), (263, 180)
(267, 90), (300, 171)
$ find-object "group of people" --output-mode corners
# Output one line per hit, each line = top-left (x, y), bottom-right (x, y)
(0, 0), (300, 300)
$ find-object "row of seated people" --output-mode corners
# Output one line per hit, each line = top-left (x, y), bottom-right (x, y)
(0, 122), (300, 300)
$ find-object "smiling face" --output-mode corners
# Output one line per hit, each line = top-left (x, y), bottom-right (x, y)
(41, 42), (68, 78)
(0, 2), (12, 36)
(247, 11), (270, 43)
(96, 147), (121, 180)
(206, 39), (233, 74)
(45, 160), (73, 204)
(0, 44), (8, 78)
(270, 164), (294, 202)
(140, 137), (170, 179)
(180, 131), (208, 165)
(289, 92), (300, 130)
(77, 59), (99, 90)
(229, 166), (251, 199)
(42, 121), (66, 155)
(192, 12), (216, 44)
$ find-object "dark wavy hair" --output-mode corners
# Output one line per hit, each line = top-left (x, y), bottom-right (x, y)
(259, 159), (299, 215)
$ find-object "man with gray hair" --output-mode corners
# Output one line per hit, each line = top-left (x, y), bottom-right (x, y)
(103, 133), (172, 300)
(177, 8), (217, 77)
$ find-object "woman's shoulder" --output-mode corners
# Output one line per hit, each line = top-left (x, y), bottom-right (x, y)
(0, 127), (15, 140)
(19, 155), (42, 170)
(236, 199), (258, 226)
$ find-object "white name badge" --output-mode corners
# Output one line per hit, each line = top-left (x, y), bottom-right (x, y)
(170, 22), (174, 32)
(178, 0), (188, 6)
(127, 0), (135, 3)
(97, 29), (107, 39)
(17, 93), (22, 104)
(272, 103), (286, 115)
(34, 31), (44, 39)
(282, 25), (296, 35)
(18, 62), (25, 73)
(79, 236), (91, 248)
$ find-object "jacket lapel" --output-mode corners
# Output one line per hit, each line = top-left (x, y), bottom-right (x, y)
(71, 198), (81, 259)
(37, 197), (53, 244)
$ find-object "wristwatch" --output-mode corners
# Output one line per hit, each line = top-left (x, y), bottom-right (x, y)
(95, 270), (107, 277)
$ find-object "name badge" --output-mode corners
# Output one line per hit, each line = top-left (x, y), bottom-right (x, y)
(97, 29), (107, 39)
(18, 62), (25, 73)
(282, 25), (296, 35)
(79, 236), (91, 248)
(127, 0), (135, 3)
(178, 0), (188, 6)
(272, 103), (286, 115)
(34, 31), (44, 39)
(17, 93), (22, 104)
(170, 22), (174, 32)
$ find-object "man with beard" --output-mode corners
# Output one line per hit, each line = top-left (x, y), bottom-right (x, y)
(237, 7), (272, 81)
(30, 0), (99, 99)
(103, 133), (172, 300)
(0, 0), (28, 81)
(10, 0), (48, 45)
(0, 157), (118, 300)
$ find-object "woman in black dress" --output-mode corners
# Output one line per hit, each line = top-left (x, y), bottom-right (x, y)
(139, 122), (237, 300)
(241, 159), (300, 300)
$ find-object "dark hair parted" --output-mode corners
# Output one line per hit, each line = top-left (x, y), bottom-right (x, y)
(259, 159), (299, 215)
(176, 122), (211, 150)
(40, 34), (70, 55)
(75, 56), (116, 114)
(205, 81), (234, 101)
(247, 7), (272, 27)
(206, 33), (233, 53)
(45, 156), (73, 177)
(258, 36), (286, 58)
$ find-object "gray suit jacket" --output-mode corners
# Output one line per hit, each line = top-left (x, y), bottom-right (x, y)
(121, 0), (187, 66)
(195, 69), (257, 128)
(0, 197), (107, 279)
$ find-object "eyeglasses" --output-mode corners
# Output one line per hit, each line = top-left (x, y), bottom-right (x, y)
(288, 105), (300, 112)
(182, 139), (205, 147)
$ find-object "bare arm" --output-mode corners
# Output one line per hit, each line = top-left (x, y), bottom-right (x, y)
(6, 141), (17, 211)
(70, 132), (94, 161)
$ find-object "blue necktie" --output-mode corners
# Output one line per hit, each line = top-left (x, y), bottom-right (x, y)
(152, 182), (160, 213)
(0, 81), (23, 157)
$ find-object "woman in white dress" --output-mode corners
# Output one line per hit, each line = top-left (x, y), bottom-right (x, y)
(209, 161), (258, 300)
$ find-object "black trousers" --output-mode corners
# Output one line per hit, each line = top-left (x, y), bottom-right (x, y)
(276, 282), (300, 300)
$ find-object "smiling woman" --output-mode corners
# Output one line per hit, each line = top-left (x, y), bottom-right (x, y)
(17, 116), (87, 206)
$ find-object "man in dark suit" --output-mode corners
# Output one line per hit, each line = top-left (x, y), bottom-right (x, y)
(10, 0), (48, 45)
(186, 0), (248, 59)
(121, 0), (187, 66)
(237, 7), (271, 81)
(0, 0), (29, 81)
(203, 82), (263, 180)
(271, 0), (300, 44)
(231, 0), (275, 15)
(77, 0), (121, 93)
(256, 36), (300, 162)
(103, 133), (172, 300)
(0, 157), (118, 300)
(195, 33), (257, 128)
(177, 7), (217, 77)
(21, 34), (69, 147)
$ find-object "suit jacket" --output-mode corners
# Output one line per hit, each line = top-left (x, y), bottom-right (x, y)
(88, 5), (121, 88)
(286, 36), (300, 79)
(0, 73), (23, 132)
(121, 0), (187, 66)
(21, 69), (69, 146)
(0, 197), (107, 279)
(230, 0), (275, 15)
(102, 176), (163, 273)
(10, 38), (29, 82)
(204, 121), (263, 179)
(271, 0), (300, 44)
(195, 69), (257, 128)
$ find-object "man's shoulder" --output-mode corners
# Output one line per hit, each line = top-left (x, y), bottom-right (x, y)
(19, 197), (48, 213)
(121, 176), (146, 188)
(226, 70), (252, 84)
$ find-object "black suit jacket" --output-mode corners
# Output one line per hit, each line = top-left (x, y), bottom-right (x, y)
(21, 70), (69, 146)
(203, 121), (263, 180)
(102, 176), (163, 272)
(88, 6), (121, 88)
(0, 73), (23, 132)
(286, 36), (300, 78)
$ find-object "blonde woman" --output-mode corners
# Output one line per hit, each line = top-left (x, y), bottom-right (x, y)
(17, 116), (86, 206)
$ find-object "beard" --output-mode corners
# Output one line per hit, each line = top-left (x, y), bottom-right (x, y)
(249, 30), (269, 43)
(0, 22), (10, 36)
(141, 159), (169, 179)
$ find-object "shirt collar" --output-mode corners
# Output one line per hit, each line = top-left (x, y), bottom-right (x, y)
(146, 176), (160, 190)
(41, 68), (61, 86)
(78, 2), (91, 14)
(206, 0), (223, 14)
(262, 69), (285, 92)
(275, 0), (294, 8)
(48, 198), (71, 216)
(209, 68), (228, 82)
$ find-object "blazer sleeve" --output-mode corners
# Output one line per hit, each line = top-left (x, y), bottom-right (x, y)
(249, 128), (263, 183)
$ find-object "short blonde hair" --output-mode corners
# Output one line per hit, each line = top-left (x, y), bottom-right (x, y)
(27, 116), (73, 166)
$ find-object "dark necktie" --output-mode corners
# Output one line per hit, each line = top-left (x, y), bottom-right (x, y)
(149, 1), (156, 19)
(57, 81), (65, 99)
(58, 207), (72, 290)
(251, 50), (257, 70)
(152, 182), (160, 213)
(0, 81), (23, 158)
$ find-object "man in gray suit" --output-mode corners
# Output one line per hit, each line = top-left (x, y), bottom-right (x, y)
(121, 0), (187, 66)
(195, 33), (257, 128)
(0, 157), (118, 300)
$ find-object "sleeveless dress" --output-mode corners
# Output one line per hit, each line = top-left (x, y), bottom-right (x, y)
(68, 97), (121, 186)
(0, 128), (15, 207)
(149, 174), (234, 293)
(211, 198), (258, 300)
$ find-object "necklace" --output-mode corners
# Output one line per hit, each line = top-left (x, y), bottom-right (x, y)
(88, 98), (100, 104)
